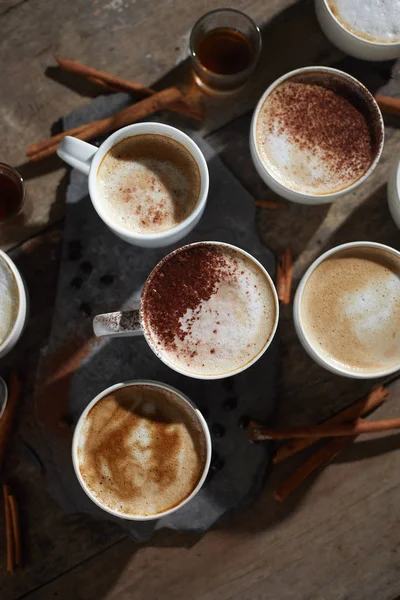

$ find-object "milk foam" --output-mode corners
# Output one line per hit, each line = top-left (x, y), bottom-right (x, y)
(97, 134), (200, 234)
(0, 257), (19, 347)
(78, 385), (207, 517)
(256, 81), (373, 195)
(329, 0), (400, 44)
(146, 248), (276, 377)
(301, 248), (400, 374)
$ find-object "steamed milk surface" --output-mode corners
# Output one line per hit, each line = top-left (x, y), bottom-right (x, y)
(78, 385), (207, 517)
(145, 247), (276, 377)
(97, 134), (200, 234)
(0, 257), (18, 346)
(301, 248), (400, 374)
(328, 0), (400, 44)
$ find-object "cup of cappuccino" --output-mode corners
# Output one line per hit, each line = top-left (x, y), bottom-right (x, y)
(0, 251), (28, 360)
(57, 123), (209, 248)
(315, 0), (400, 61)
(250, 66), (384, 205)
(72, 380), (211, 520)
(294, 242), (400, 378)
(93, 241), (279, 380)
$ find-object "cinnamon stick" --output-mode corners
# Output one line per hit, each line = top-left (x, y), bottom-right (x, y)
(276, 248), (293, 305)
(56, 57), (203, 121)
(251, 416), (400, 440)
(0, 371), (22, 474)
(27, 122), (91, 157)
(274, 435), (354, 502)
(375, 95), (400, 116)
(273, 385), (389, 463)
(28, 87), (182, 162)
(8, 494), (21, 567)
(3, 485), (14, 573)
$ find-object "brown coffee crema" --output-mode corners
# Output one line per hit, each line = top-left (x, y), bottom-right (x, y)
(97, 134), (201, 234)
(301, 247), (400, 374)
(256, 71), (382, 195)
(77, 384), (207, 517)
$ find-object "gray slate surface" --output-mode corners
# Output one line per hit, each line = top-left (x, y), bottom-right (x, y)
(34, 93), (279, 542)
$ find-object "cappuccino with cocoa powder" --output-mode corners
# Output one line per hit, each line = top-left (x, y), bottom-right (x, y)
(77, 383), (207, 517)
(141, 243), (277, 378)
(255, 70), (382, 196)
(97, 134), (201, 234)
(300, 246), (400, 375)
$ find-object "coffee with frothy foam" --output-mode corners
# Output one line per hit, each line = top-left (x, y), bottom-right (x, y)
(255, 71), (381, 196)
(0, 256), (19, 348)
(97, 134), (200, 234)
(142, 243), (277, 377)
(328, 0), (400, 44)
(301, 247), (400, 375)
(77, 384), (207, 517)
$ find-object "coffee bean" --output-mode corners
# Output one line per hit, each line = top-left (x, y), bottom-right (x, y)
(80, 261), (93, 274)
(70, 277), (83, 290)
(80, 302), (92, 317)
(68, 240), (82, 261)
(211, 423), (225, 438)
(210, 452), (224, 472)
(238, 415), (250, 429)
(222, 397), (237, 411)
(99, 274), (114, 286)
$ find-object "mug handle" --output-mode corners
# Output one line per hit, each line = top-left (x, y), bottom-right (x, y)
(93, 310), (144, 338)
(57, 136), (98, 175)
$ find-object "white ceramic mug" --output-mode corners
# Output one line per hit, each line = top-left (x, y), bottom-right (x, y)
(315, 0), (400, 61)
(294, 241), (400, 379)
(0, 251), (28, 360)
(93, 241), (279, 380)
(57, 123), (209, 248)
(250, 66), (384, 205)
(388, 156), (400, 230)
(72, 380), (212, 521)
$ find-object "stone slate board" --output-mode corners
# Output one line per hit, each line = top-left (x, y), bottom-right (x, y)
(34, 93), (279, 542)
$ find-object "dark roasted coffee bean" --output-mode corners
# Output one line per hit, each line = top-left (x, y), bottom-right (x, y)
(222, 397), (237, 411)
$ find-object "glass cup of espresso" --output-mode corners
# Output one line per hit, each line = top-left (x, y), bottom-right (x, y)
(0, 163), (25, 224)
(72, 380), (212, 520)
(294, 241), (400, 378)
(93, 241), (279, 380)
(190, 8), (262, 96)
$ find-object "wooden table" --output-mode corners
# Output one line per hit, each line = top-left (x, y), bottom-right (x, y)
(1, 0), (400, 598)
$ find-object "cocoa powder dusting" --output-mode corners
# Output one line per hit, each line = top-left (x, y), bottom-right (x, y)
(143, 245), (237, 349)
(266, 82), (373, 183)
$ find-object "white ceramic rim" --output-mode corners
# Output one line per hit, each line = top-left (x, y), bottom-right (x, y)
(250, 66), (384, 202)
(72, 379), (212, 521)
(88, 123), (209, 242)
(0, 250), (27, 358)
(140, 241), (279, 380)
(323, 0), (400, 48)
(294, 241), (400, 379)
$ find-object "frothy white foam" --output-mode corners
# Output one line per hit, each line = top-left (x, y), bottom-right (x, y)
(97, 134), (200, 234)
(154, 251), (276, 377)
(329, 0), (400, 43)
(0, 257), (18, 347)
(301, 249), (400, 374)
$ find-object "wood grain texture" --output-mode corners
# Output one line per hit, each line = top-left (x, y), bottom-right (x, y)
(1, 0), (400, 598)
